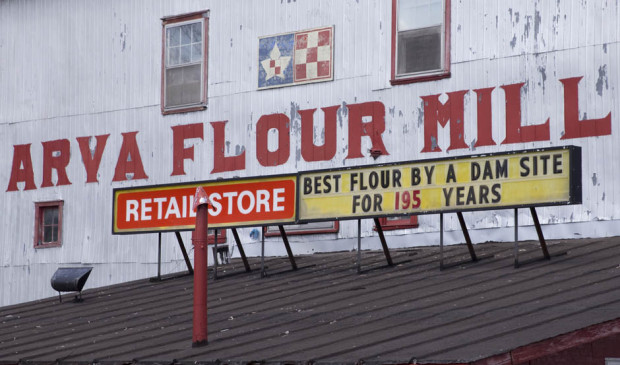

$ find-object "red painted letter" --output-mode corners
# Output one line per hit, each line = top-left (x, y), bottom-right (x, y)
(560, 76), (611, 139)
(113, 132), (149, 182)
(256, 114), (290, 167)
(171, 123), (204, 176)
(41, 139), (72, 188)
(421, 90), (469, 152)
(6, 144), (36, 191)
(211, 121), (246, 173)
(346, 101), (389, 159)
(473, 87), (496, 147)
(77, 134), (109, 183)
(501, 82), (549, 144)
(300, 106), (338, 162)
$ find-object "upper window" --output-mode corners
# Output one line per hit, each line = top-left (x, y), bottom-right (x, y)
(391, 0), (450, 84)
(161, 11), (209, 114)
(34, 201), (63, 248)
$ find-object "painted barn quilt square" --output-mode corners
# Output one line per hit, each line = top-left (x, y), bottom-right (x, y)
(258, 26), (333, 89)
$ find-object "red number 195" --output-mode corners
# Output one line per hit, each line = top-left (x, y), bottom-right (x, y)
(395, 190), (421, 210)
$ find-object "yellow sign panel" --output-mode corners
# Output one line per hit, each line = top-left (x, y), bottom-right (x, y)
(298, 147), (581, 221)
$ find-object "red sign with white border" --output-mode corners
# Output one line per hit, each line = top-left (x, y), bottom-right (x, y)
(113, 175), (297, 234)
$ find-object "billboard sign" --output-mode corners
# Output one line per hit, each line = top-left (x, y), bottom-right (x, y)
(298, 146), (581, 222)
(113, 175), (297, 234)
(113, 147), (581, 234)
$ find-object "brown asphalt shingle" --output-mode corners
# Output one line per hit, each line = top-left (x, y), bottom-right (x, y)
(1, 237), (620, 364)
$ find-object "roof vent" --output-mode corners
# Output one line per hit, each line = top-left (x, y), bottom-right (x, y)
(50, 267), (93, 303)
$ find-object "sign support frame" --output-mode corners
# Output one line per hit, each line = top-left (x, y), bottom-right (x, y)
(213, 230), (219, 280)
(175, 231), (194, 275)
(357, 219), (362, 274)
(439, 212), (494, 270)
(261, 229), (266, 277)
(513, 207), (568, 268)
(373, 218), (394, 267)
(151, 231), (195, 282)
(278, 225), (298, 271)
(231, 228), (252, 272)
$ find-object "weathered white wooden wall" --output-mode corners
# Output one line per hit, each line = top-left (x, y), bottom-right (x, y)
(0, 0), (618, 306)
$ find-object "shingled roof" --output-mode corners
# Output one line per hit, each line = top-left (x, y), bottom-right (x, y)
(2, 237), (620, 364)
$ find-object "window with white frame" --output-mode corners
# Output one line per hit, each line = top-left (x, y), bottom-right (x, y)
(162, 11), (208, 114)
(391, 0), (450, 84)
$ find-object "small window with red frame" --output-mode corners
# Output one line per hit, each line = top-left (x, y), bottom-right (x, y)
(391, 0), (450, 84)
(34, 201), (63, 248)
(191, 228), (227, 245)
(376, 215), (418, 231)
(265, 221), (339, 237)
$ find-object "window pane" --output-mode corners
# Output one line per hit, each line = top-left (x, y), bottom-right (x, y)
(181, 24), (192, 45)
(165, 64), (202, 108)
(399, 0), (443, 30)
(167, 26), (180, 47)
(43, 226), (53, 242)
(184, 63), (201, 82)
(43, 207), (58, 225)
(43, 224), (57, 243)
(191, 43), (202, 63)
(180, 45), (191, 64)
(397, 25), (441, 74)
(167, 66), (184, 86)
(191, 22), (202, 42)
(51, 225), (58, 242)
(168, 46), (180, 66)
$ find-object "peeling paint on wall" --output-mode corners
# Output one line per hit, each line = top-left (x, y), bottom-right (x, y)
(524, 15), (531, 41)
(596, 65), (608, 96)
(534, 10), (541, 41)
(538, 65), (547, 92)
(289, 102), (301, 135)
(235, 145), (244, 156)
(120, 24), (127, 52)
(417, 105), (423, 127)
(338, 102), (348, 127)
(470, 138), (477, 151)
